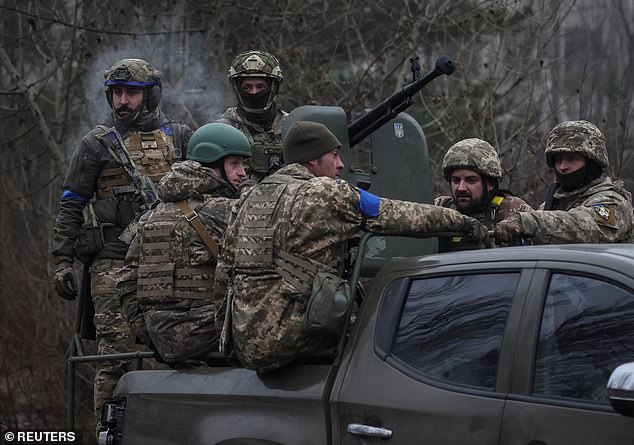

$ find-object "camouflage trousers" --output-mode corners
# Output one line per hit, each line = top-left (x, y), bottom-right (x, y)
(90, 258), (136, 433)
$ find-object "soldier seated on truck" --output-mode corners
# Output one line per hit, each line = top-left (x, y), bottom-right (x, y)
(117, 123), (251, 366)
(434, 138), (533, 251)
(213, 120), (489, 373)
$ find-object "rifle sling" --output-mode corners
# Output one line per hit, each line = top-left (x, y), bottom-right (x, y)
(176, 200), (219, 258)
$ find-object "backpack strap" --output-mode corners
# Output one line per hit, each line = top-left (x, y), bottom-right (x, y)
(176, 200), (219, 258)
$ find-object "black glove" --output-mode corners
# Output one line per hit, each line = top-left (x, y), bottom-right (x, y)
(495, 214), (524, 244)
(460, 216), (489, 246)
(54, 256), (78, 300)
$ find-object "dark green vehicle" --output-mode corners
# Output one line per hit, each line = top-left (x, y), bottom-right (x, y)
(100, 243), (634, 445)
(90, 57), (634, 444)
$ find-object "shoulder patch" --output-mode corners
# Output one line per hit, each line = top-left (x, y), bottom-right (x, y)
(593, 204), (616, 226)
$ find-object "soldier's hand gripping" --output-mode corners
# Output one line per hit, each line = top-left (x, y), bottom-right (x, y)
(460, 216), (489, 246)
(495, 214), (524, 244)
(54, 256), (78, 300)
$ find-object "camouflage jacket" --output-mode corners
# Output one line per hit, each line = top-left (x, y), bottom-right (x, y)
(520, 176), (633, 244)
(217, 106), (288, 179)
(216, 163), (470, 372)
(437, 192), (533, 251)
(118, 161), (238, 363)
(52, 111), (192, 260)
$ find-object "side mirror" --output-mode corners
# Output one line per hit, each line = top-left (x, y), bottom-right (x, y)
(607, 362), (634, 417)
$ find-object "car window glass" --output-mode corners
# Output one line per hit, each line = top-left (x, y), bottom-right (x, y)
(534, 273), (634, 404)
(392, 273), (519, 390)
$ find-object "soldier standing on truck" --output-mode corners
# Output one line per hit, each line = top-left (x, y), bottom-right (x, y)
(496, 120), (634, 244)
(435, 138), (533, 251)
(214, 120), (489, 373)
(51, 58), (192, 432)
(117, 123), (251, 366)
(217, 50), (288, 181)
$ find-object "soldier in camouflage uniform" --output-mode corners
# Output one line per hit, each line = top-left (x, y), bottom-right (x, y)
(118, 123), (250, 366)
(435, 138), (533, 251)
(217, 50), (288, 180)
(496, 120), (633, 244)
(215, 121), (488, 373)
(51, 58), (192, 430)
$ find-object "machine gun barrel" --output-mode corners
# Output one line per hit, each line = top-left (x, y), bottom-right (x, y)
(347, 55), (455, 147)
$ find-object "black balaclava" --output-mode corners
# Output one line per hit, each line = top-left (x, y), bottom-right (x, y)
(236, 78), (277, 127)
(555, 159), (603, 191)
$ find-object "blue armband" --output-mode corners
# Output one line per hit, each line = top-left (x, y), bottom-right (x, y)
(160, 123), (173, 136)
(61, 190), (89, 206)
(359, 189), (380, 217)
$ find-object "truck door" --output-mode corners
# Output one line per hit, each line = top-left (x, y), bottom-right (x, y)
(331, 262), (533, 445)
(500, 264), (634, 445)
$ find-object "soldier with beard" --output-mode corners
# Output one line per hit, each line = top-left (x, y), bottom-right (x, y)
(435, 138), (532, 251)
(217, 50), (287, 180)
(118, 123), (250, 367)
(496, 120), (634, 244)
(52, 58), (192, 431)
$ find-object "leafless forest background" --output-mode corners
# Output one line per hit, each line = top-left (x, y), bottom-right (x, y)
(2, 0), (634, 442)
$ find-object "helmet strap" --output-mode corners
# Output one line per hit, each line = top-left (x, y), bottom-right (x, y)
(211, 159), (229, 184)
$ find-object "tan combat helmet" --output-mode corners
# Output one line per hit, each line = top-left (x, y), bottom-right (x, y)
(228, 50), (283, 112)
(545, 120), (609, 169)
(104, 58), (162, 112)
(442, 138), (503, 181)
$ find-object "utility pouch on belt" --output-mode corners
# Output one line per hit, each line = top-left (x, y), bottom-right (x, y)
(74, 203), (103, 263)
(304, 272), (352, 335)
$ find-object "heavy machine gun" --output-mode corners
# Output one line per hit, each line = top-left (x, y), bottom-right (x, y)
(348, 55), (455, 147)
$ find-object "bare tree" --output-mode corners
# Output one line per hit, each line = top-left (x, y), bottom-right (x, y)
(1, 0), (633, 442)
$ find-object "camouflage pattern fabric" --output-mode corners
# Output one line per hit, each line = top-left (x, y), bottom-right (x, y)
(52, 98), (192, 432)
(520, 176), (633, 243)
(441, 138), (503, 180)
(545, 120), (609, 168)
(90, 258), (135, 431)
(217, 107), (287, 180)
(104, 58), (160, 84)
(438, 192), (533, 251)
(228, 50), (283, 81)
(53, 115), (192, 260)
(217, 163), (475, 373)
(118, 161), (238, 363)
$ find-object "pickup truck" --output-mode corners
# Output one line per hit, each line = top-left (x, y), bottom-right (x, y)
(100, 240), (634, 445)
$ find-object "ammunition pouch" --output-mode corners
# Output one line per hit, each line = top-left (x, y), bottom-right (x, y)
(75, 224), (104, 264)
(304, 272), (352, 335)
(250, 142), (283, 175)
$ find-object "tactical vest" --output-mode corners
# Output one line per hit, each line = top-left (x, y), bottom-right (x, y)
(438, 194), (505, 253)
(220, 108), (287, 177)
(136, 200), (215, 309)
(234, 174), (319, 295)
(96, 127), (177, 201)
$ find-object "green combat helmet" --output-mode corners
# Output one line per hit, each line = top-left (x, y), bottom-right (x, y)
(442, 138), (503, 181)
(228, 50), (283, 112)
(104, 58), (162, 112)
(545, 120), (609, 169)
(187, 122), (252, 164)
